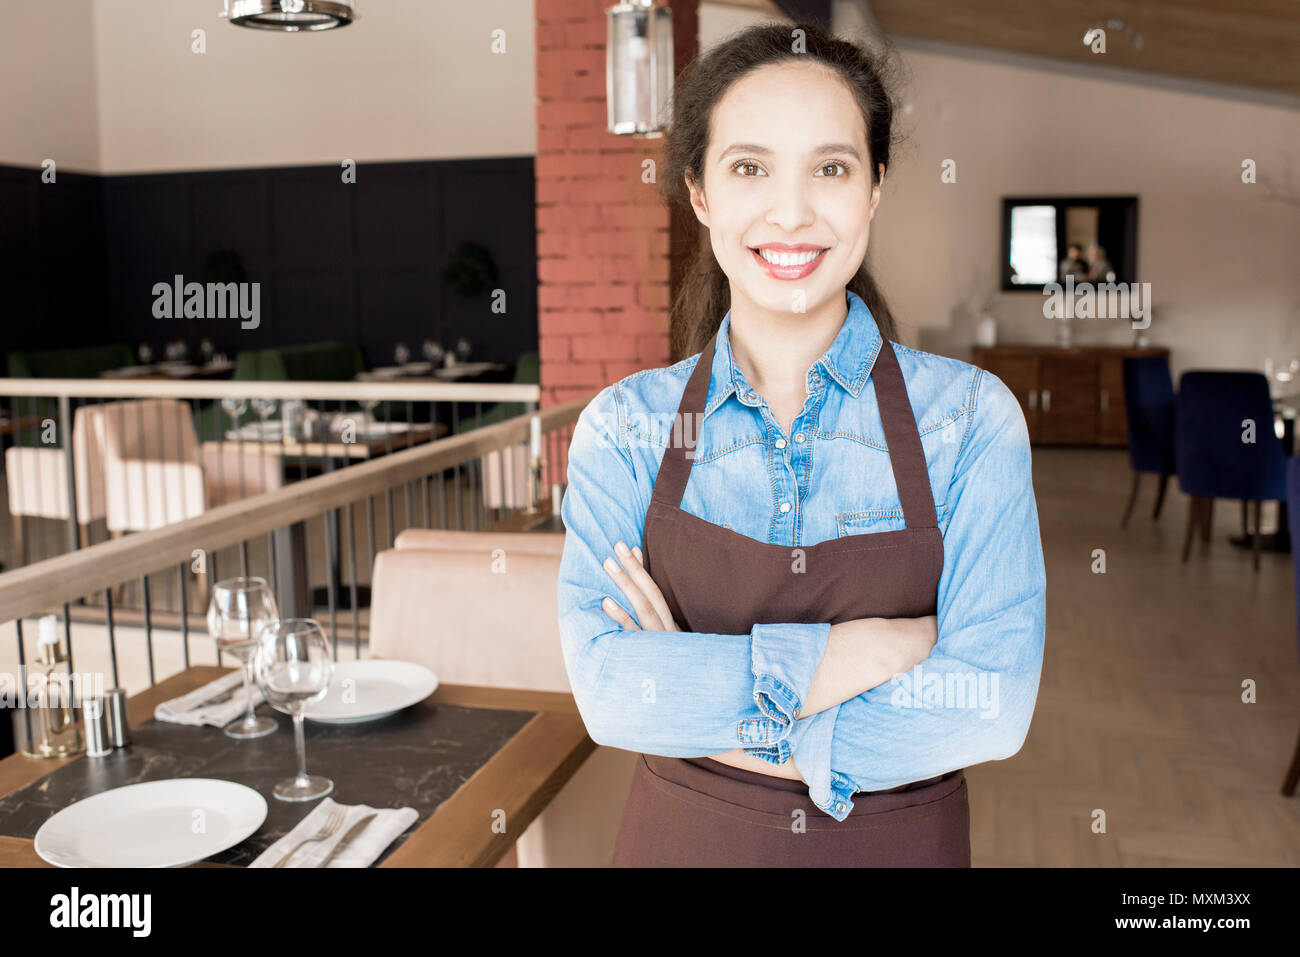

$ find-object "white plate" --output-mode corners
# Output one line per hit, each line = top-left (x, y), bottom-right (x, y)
(302, 660), (438, 724)
(34, 778), (267, 868)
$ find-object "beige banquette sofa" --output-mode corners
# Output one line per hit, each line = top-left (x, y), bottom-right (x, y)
(367, 528), (637, 867)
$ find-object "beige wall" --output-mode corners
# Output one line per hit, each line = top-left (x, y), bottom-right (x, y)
(89, 0), (535, 173)
(873, 40), (1300, 379)
(0, 0), (101, 172)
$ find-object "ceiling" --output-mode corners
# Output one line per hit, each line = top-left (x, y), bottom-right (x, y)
(868, 0), (1300, 96)
(704, 0), (1299, 96)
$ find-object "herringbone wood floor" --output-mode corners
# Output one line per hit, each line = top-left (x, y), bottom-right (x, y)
(968, 448), (1300, 867)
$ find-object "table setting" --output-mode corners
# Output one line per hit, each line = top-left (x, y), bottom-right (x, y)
(0, 576), (536, 868)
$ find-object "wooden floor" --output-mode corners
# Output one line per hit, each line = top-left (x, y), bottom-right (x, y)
(967, 447), (1300, 867)
(1, 446), (1298, 866)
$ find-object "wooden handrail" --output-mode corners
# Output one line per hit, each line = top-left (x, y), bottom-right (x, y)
(0, 397), (590, 623)
(0, 377), (541, 403)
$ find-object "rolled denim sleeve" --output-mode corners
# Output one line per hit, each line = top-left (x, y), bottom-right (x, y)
(557, 382), (831, 758)
(783, 369), (1047, 821)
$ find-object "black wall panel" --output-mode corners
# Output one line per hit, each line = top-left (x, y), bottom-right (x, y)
(0, 157), (538, 371)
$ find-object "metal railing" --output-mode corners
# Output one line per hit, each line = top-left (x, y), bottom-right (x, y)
(0, 396), (586, 710)
(1, 377), (542, 576)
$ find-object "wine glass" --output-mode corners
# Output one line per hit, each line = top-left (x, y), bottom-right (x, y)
(455, 337), (472, 362)
(251, 397), (279, 439)
(206, 577), (279, 739)
(137, 343), (153, 365)
(199, 338), (215, 364)
(253, 618), (335, 802)
(1264, 357), (1300, 399)
(393, 342), (411, 365)
(422, 339), (444, 366)
(221, 396), (248, 437)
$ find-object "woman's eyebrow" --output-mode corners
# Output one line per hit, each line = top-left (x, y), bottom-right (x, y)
(718, 142), (862, 161)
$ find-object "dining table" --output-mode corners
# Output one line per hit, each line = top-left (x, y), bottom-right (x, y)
(0, 665), (592, 867)
(213, 417), (452, 614)
(99, 360), (236, 380)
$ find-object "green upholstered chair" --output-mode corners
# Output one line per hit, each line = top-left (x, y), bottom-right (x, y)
(3, 343), (136, 447)
(454, 351), (539, 434)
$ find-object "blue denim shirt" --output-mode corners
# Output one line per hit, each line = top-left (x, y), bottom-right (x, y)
(556, 289), (1046, 821)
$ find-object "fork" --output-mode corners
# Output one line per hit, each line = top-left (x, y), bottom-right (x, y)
(272, 806), (346, 868)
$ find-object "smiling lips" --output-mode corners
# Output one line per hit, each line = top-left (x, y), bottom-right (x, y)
(749, 243), (829, 280)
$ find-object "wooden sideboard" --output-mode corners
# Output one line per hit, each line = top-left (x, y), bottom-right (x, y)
(969, 345), (1170, 447)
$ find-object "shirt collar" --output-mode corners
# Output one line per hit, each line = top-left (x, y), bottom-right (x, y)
(702, 288), (883, 420)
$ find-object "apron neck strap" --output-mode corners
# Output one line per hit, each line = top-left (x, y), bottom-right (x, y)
(871, 336), (939, 529)
(652, 329), (938, 531)
(651, 332), (717, 511)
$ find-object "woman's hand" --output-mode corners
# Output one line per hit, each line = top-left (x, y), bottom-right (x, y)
(600, 541), (680, 632)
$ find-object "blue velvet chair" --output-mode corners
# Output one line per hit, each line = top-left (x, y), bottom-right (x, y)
(1175, 371), (1288, 570)
(1121, 355), (1177, 526)
(1283, 456), (1300, 796)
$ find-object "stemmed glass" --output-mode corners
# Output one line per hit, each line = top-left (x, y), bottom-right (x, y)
(454, 337), (472, 362)
(253, 618), (335, 802)
(393, 342), (411, 365)
(221, 396), (248, 438)
(251, 397), (279, 439)
(1264, 357), (1299, 400)
(206, 577), (279, 739)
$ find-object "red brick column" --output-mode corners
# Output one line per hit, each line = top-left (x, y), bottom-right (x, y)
(535, 0), (699, 448)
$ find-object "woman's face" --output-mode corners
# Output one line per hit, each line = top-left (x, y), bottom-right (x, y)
(686, 60), (880, 319)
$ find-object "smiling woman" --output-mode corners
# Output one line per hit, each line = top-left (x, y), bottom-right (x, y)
(556, 21), (1046, 867)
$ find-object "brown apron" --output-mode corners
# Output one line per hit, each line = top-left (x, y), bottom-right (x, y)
(613, 329), (971, 867)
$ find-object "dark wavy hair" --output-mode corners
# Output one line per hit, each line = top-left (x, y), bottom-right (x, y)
(659, 21), (904, 360)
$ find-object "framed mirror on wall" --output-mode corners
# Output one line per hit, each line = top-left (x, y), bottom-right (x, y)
(1000, 195), (1139, 292)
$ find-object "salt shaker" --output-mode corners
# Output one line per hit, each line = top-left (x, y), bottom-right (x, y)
(83, 695), (112, 757)
(105, 688), (131, 748)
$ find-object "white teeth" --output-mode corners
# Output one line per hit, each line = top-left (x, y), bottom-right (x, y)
(756, 248), (823, 266)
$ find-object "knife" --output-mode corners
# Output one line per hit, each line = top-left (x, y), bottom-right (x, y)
(317, 813), (378, 867)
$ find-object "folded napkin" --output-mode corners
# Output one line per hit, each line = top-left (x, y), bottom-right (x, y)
(249, 798), (419, 868)
(154, 670), (265, 727)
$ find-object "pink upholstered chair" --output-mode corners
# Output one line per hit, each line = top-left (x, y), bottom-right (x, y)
(369, 529), (636, 867)
(199, 441), (284, 508)
(480, 445), (536, 511)
(94, 399), (284, 530)
(95, 400), (283, 602)
(97, 399), (207, 533)
(4, 404), (109, 562)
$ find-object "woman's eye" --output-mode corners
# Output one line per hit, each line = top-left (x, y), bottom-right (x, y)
(818, 161), (849, 177)
(732, 161), (763, 177)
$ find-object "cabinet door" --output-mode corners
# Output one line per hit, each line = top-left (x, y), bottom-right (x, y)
(1097, 358), (1128, 446)
(1038, 357), (1098, 444)
(971, 352), (1039, 441)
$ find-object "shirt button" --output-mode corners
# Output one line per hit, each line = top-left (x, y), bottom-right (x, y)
(794, 433), (805, 443)
(774, 438), (786, 450)
(779, 502), (791, 514)
(745, 391), (756, 400)
(835, 802), (846, 813)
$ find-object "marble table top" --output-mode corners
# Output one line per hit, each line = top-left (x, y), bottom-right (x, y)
(0, 697), (536, 866)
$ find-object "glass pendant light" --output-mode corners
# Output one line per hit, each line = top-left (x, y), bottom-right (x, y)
(606, 0), (673, 136)
(221, 0), (358, 32)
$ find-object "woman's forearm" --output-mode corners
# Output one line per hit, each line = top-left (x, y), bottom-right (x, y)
(704, 616), (936, 781)
(801, 615), (937, 717)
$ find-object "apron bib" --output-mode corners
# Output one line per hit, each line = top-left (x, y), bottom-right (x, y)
(613, 329), (970, 866)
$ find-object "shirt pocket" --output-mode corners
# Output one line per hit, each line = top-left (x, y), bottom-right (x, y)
(836, 503), (948, 536)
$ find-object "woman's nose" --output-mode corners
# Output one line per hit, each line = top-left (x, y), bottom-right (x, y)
(764, 179), (815, 232)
